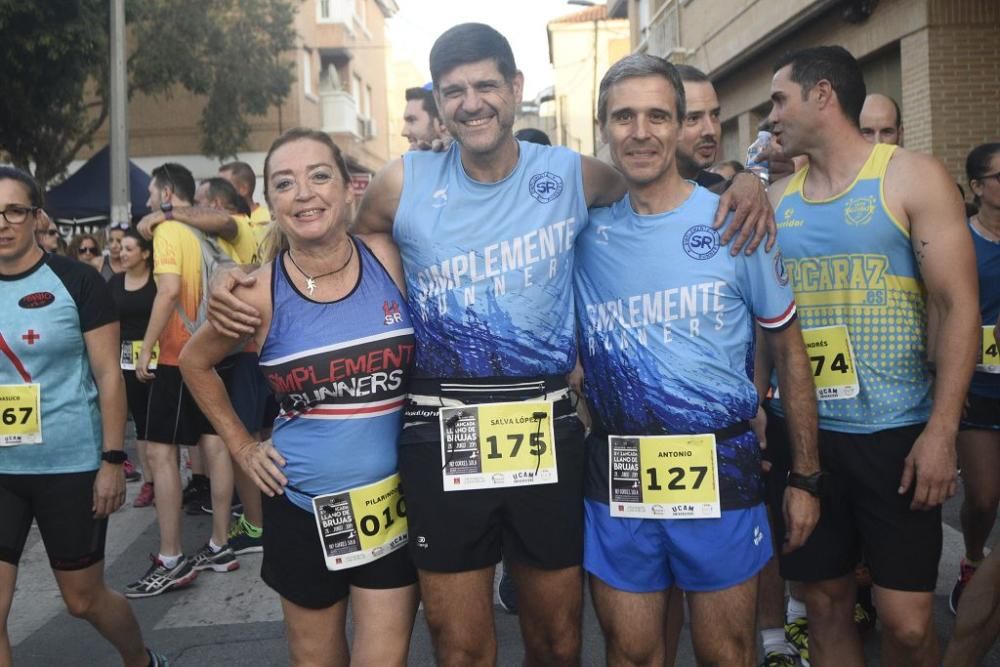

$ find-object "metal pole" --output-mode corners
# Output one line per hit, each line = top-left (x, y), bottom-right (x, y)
(109, 0), (130, 226)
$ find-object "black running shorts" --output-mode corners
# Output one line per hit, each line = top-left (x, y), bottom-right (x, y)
(0, 470), (107, 570)
(398, 376), (586, 573)
(123, 369), (150, 439)
(764, 411), (942, 592)
(260, 491), (417, 610)
(144, 365), (209, 446)
(960, 392), (1000, 431)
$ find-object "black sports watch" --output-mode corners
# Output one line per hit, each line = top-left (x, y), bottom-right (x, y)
(160, 201), (174, 220)
(101, 450), (128, 465)
(787, 471), (826, 498)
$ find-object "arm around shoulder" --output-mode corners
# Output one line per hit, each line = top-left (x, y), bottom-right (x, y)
(352, 158), (404, 235)
(581, 155), (626, 208)
(356, 232), (406, 296)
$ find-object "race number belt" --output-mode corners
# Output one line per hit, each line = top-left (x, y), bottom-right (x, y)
(0, 383), (42, 446)
(120, 340), (159, 371)
(440, 400), (558, 491)
(802, 325), (859, 400)
(609, 433), (721, 519)
(977, 325), (1000, 373)
(311, 473), (408, 572)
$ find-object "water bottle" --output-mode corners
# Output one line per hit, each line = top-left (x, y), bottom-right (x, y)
(746, 130), (772, 183)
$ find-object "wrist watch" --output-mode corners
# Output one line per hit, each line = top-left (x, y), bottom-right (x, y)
(787, 471), (826, 498)
(160, 201), (174, 220)
(101, 450), (127, 465)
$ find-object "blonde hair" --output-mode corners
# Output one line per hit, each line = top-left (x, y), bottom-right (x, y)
(259, 128), (352, 264)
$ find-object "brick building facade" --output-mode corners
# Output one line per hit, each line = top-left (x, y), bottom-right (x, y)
(612, 0), (999, 184)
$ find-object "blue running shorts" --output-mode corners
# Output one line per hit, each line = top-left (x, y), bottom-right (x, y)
(583, 498), (772, 593)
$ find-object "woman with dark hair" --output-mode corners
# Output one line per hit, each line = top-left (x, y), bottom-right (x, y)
(108, 229), (158, 507)
(103, 223), (128, 279)
(949, 142), (1000, 617)
(180, 129), (418, 665)
(0, 166), (166, 666)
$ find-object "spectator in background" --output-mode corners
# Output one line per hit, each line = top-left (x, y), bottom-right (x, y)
(948, 142), (1000, 616)
(102, 223), (127, 280)
(515, 128), (552, 145)
(108, 229), (158, 508)
(34, 210), (61, 253)
(69, 233), (105, 272)
(673, 65), (725, 188)
(860, 94), (904, 146)
(402, 85), (448, 151)
(219, 161), (271, 252)
(711, 160), (745, 181)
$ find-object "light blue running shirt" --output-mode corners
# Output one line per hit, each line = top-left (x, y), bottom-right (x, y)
(394, 140), (587, 378)
(575, 185), (797, 509)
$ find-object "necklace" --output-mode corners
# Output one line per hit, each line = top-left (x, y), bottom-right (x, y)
(287, 241), (354, 296)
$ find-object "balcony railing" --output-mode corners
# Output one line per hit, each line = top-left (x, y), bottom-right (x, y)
(321, 90), (361, 138)
(639, 0), (682, 60)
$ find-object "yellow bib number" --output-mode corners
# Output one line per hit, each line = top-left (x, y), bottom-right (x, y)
(440, 400), (558, 491)
(0, 384), (42, 446)
(802, 326), (859, 400)
(312, 474), (408, 571)
(609, 434), (720, 519)
(978, 325), (1000, 373)
(120, 340), (158, 371)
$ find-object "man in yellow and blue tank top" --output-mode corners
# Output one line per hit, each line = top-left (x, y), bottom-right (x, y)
(758, 46), (980, 667)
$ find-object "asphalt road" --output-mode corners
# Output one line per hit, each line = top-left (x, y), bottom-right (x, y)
(8, 456), (1000, 666)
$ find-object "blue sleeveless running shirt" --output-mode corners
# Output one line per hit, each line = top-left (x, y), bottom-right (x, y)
(770, 144), (932, 433)
(258, 238), (416, 513)
(969, 220), (1000, 398)
(394, 140), (586, 378)
(575, 186), (797, 508)
(0, 254), (117, 474)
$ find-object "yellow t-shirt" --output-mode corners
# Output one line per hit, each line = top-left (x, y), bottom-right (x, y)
(152, 221), (204, 365)
(249, 204), (272, 257)
(218, 214), (258, 266)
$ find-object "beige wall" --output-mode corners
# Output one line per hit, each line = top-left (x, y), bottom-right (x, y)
(549, 18), (630, 156)
(633, 0), (999, 183)
(386, 49), (430, 159)
(85, 0), (394, 178)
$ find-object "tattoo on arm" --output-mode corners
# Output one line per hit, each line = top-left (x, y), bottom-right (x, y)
(914, 239), (929, 268)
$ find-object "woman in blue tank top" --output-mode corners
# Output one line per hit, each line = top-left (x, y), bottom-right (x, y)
(180, 129), (418, 665)
(947, 144), (1000, 635)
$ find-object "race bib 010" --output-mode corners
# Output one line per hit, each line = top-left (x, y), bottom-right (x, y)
(311, 473), (408, 571)
(440, 400), (558, 491)
(609, 434), (720, 519)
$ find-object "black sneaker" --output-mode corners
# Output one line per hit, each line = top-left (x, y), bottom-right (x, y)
(497, 564), (518, 614)
(190, 543), (239, 573)
(228, 514), (264, 555)
(182, 477), (211, 515)
(124, 555), (198, 598)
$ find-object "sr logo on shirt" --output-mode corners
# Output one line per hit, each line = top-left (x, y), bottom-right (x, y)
(528, 172), (564, 204)
(682, 226), (720, 260)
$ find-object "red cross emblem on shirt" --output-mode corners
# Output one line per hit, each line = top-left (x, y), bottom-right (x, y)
(21, 330), (40, 345)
